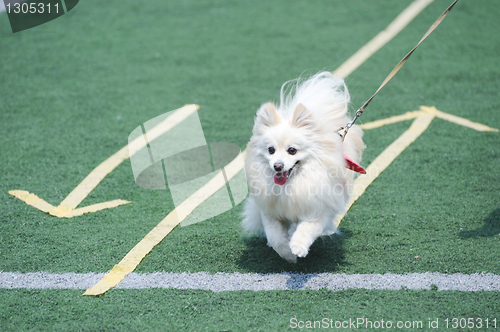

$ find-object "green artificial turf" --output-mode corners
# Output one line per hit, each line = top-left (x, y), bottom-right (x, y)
(1, 288), (499, 332)
(1, 0), (499, 330)
(0, 0), (410, 274)
(1, 0), (498, 275)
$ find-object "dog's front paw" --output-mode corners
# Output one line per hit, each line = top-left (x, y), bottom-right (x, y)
(289, 240), (309, 258)
(272, 244), (297, 263)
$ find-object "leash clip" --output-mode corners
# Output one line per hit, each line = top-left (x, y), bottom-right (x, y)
(340, 109), (363, 141)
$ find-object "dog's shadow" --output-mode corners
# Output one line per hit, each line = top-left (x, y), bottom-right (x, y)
(236, 231), (352, 274)
(459, 207), (500, 239)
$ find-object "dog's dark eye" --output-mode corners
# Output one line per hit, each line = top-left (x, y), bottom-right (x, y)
(268, 146), (275, 155)
(287, 147), (297, 155)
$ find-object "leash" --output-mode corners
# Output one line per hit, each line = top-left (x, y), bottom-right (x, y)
(340, 0), (459, 140)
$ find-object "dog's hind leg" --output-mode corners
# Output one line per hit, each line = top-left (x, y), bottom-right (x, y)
(289, 217), (328, 258)
(261, 212), (297, 263)
(241, 197), (264, 235)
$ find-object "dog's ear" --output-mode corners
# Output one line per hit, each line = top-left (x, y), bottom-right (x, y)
(291, 103), (313, 128)
(255, 103), (280, 128)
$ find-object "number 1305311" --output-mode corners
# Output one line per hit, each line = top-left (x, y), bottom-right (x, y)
(6, 2), (60, 14)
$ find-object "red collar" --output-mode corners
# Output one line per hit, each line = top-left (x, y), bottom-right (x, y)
(344, 155), (366, 174)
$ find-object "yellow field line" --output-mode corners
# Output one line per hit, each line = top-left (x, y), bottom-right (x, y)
(66, 200), (132, 218)
(9, 104), (199, 217)
(83, 1), (433, 295)
(334, 107), (436, 227)
(333, 0), (435, 79)
(359, 110), (423, 130)
(7, 190), (60, 215)
(59, 104), (200, 211)
(334, 105), (499, 227)
(433, 109), (499, 132)
(8, 189), (131, 218)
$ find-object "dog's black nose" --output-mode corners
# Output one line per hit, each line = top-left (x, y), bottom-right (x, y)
(274, 162), (284, 172)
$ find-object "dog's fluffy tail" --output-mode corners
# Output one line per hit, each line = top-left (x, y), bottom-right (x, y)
(279, 71), (350, 128)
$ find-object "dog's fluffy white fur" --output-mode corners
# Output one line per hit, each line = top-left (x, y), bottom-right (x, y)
(242, 71), (365, 263)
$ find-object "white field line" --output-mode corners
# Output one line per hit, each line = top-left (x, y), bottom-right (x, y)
(1, 272), (499, 292)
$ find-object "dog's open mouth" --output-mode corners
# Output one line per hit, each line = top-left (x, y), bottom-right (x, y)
(274, 171), (288, 186)
(273, 162), (298, 186)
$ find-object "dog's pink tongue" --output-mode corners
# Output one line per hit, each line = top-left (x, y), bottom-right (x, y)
(274, 171), (288, 185)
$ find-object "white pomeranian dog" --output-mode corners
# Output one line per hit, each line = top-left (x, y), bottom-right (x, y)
(242, 71), (365, 263)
